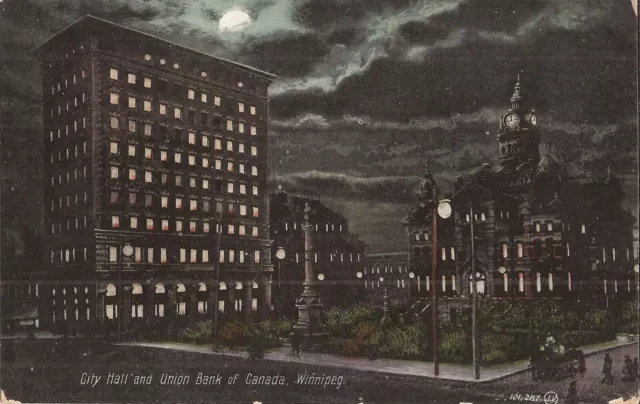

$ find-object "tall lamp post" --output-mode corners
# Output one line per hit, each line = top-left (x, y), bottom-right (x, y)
(117, 243), (134, 341)
(433, 199), (452, 377)
(276, 247), (286, 288)
(469, 202), (480, 380)
(213, 212), (223, 339)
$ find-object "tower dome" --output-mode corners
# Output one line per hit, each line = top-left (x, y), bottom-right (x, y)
(417, 159), (437, 204)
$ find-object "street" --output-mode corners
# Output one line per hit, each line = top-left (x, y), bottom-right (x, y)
(0, 339), (638, 404)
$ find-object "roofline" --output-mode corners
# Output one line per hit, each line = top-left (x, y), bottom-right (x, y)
(32, 15), (276, 80)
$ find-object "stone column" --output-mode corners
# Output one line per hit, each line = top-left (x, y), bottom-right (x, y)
(122, 286), (132, 333)
(228, 287), (235, 318)
(189, 287), (198, 319)
(145, 285), (154, 327)
(96, 283), (106, 336)
(244, 281), (252, 322)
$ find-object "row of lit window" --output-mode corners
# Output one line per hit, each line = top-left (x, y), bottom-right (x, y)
(49, 93), (87, 118)
(50, 166), (88, 186)
(107, 245), (262, 265)
(364, 279), (408, 289)
(109, 141), (258, 161)
(50, 217), (88, 234)
(50, 193), (89, 211)
(363, 265), (409, 274)
(110, 216), (259, 235)
(50, 70), (86, 95)
(282, 222), (345, 233)
(109, 167), (259, 195)
(108, 114), (259, 137)
(109, 68), (258, 115)
(49, 141), (87, 164)
(108, 194), (257, 218)
(48, 118), (87, 142)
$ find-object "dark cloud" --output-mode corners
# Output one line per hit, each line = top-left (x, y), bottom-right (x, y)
(240, 32), (330, 77)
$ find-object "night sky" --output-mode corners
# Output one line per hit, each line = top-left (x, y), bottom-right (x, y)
(0, 0), (637, 253)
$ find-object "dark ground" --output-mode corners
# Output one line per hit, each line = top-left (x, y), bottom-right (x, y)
(0, 339), (637, 404)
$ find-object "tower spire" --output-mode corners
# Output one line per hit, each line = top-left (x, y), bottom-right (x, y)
(511, 72), (524, 110)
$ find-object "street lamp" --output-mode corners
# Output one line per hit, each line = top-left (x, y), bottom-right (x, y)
(276, 247), (286, 288)
(431, 198), (451, 377)
(117, 243), (133, 341)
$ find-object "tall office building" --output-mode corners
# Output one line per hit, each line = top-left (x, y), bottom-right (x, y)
(35, 15), (275, 335)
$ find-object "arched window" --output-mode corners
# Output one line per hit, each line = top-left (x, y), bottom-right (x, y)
(176, 283), (186, 293)
(469, 272), (486, 295)
(252, 282), (259, 289)
(155, 283), (165, 294)
(198, 282), (208, 314)
(235, 281), (243, 290)
(131, 283), (144, 318)
(198, 282), (207, 292)
(132, 283), (143, 295)
(176, 283), (186, 315)
(219, 282), (227, 291)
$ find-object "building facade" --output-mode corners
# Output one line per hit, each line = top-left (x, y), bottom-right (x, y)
(34, 15), (275, 335)
(362, 252), (411, 305)
(269, 192), (367, 316)
(405, 76), (638, 308)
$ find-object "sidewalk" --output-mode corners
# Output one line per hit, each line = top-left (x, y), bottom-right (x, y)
(118, 336), (638, 383)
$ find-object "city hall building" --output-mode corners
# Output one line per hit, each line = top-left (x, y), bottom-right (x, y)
(405, 76), (637, 307)
(33, 15), (276, 335)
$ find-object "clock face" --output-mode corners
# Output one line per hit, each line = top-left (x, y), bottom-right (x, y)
(505, 113), (520, 128)
(530, 114), (537, 126)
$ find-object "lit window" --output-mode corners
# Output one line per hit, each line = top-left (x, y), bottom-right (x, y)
(219, 250), (225, 264)
(226, 120), (233, 131)
(162, 220), (169, 231)
(146, 219), (154, 230)
(581, 224), (586, 234)
(110, 166), (119, 179)
(227, 162), (234, 172)
(188, 132), (196, 145)
(145, 148), (152, 159)
(251, 146), (257, 156)
(174, 107), (181, 119)
(253, 207), (259, 217)
(517, 243), (523, 257)
(128, 145), (136, 156)
(227, 183), (234, 193)
(214, 139), (222, 150)
(128, 97), (136, 108)
(202, 157), (209, 168)
(175, 153), (182, 163)
(144, 78), (151, 88)
(201, 93), (208, 103)
(110, 93), (119, 104)
(250, 126), (257, 136)
(238, 122), (244, 133)
(161, 196), (168, 208)
(502, 244), (508, 258)
(111, 216), (120, 228)
(252, 186), (258, 196)
(252, 166), (258, 176)
(188, 155), (195, 166)
(252, 226), (258, 237)
(175, 175), (182, 186)
(176, 198), (183, 209)
(110, 142), (118, 154)
(144, 101), (151, 112)
(189, 221), (196, 232)
(547, 222), (553, 231)
(189, 177), (196, 188)
(215, 159), (222, 170)
(190, 200), (197, 211)
(110, 117), (118, 129)
(250, 106), (256, 115)
(159, 104), (166, 115)
(145, 171), (152, 183)
(109, 68), (118, 80)
(175, 221), (183, 232)
(238, 143), (245, 153)
(203, 179), (209, 189)
(535, 223), (541, 232)
(188, 89), (195, 99)
(130, 217), (138, 229)
(202, 135), (209, 147)
(228, 225), (235, 235)
(160, 248), (167, 263)
(128, 169), (136, 181)
(214, 96), (221, 106)
(203, 223), (210, 233)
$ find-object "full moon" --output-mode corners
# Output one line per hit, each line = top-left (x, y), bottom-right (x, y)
(219, 9), (252, 32)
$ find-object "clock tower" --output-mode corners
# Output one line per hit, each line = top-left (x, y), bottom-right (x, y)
(497, 74), (540, 167)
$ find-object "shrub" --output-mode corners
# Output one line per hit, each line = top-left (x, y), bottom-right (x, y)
(481, 333), (517, 364)
(218, 322), (250, 348)
(326, 305), (378, 339)
(439, 330), (470, 364)
(178, 321), (214, 343)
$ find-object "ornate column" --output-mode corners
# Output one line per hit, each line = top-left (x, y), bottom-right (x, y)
(292, 203), (328, 349)
(244, 281), (252, 322)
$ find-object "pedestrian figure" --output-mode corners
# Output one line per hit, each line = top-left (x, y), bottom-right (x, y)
(601, 353), (613, 385)
(290, 332), (301, 357)
(578, 352), (586, 378)
(566, 380), (577, 403)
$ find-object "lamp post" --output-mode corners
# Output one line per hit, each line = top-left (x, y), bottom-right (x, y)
(469, 202), (480, 380)
(213, 212), (223, 339)
(117, 243), (134, 341)
(276, 247), (286, 288)
(431, 198), (452, 377)
(409, 271), (415, 302)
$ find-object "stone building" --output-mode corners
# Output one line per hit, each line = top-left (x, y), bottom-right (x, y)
(269, 192), (367, 315)
(32, 15), (276, 335)
(362, 252), (411, 305)
(405, 75), (637, 309)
